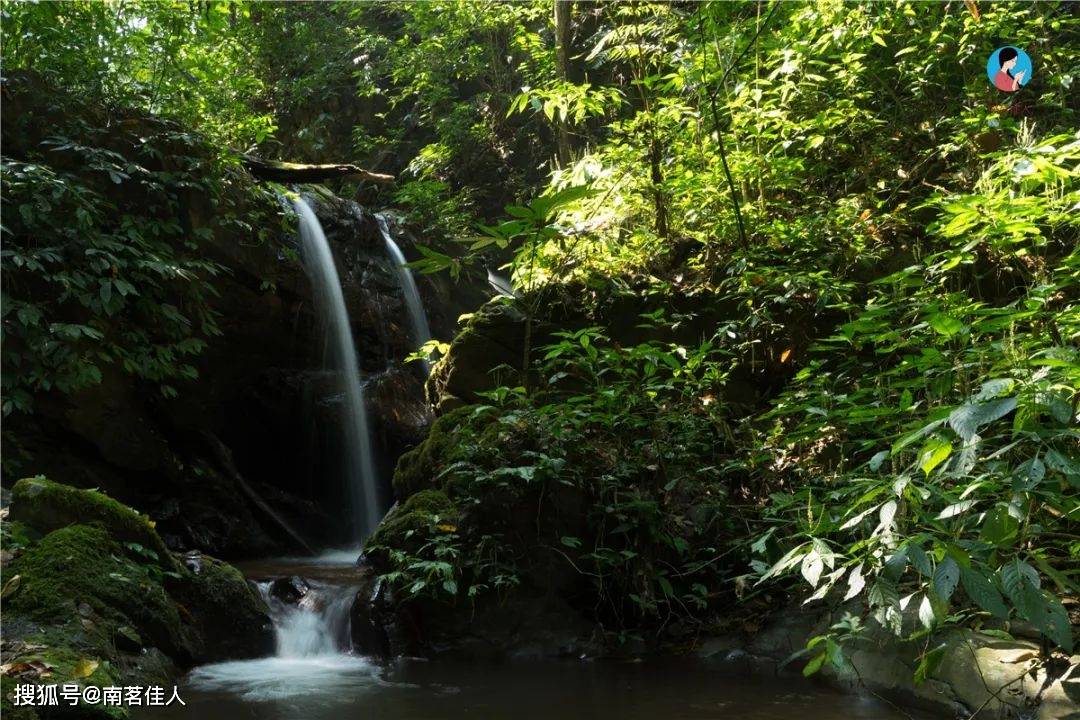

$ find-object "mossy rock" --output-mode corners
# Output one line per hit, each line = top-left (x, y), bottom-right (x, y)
(0, 646), (125, 720)
(5, 524), (192, 662)
(10, 477), (175, 570)
(425, 299), (531, 410)
(167, 555), (273, 661)
(392, 406), (495, 499)
(0, 524), (179, 719)
(365, 490), (458, 553)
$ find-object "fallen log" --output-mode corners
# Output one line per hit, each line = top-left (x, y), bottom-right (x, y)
(242, 154), (395, 185)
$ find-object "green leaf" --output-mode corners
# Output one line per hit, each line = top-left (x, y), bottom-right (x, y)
(947, 397), (1017, 441)
(1044, 449), (1080, 486)
(844, 564), (866, 601)
(937, 499), (977, 519)
(892, 419), (946, 456)
(868, 450), (889, 472)
(73, 658), (99, 678)
(1012, 457), (1045, 491)
(928, 313), (964, 336)
(907, 543), (933, 577)
(960, 566), (1008, 618)
(918, 438), (952, 476)
(979, 507), (1019, 547)
(914, 644), (947, 685)
(1034, 595), (1073, 652)
(917, 593), (939, 629)
(1001, 558), (1042, 621)
(801, 549), (824, 587)
(802, 652), (826, 677)
(933, 556), (960, 601)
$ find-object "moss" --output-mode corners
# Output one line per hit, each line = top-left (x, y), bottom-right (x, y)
(167, 555), (273, 660)
(392, 406), (495, 498)
(1, 675), (40, 720)
(5, 525), (190, 660)
(0, 620), (128, 719)
(365, 489), (457, 551)
(1, 519), (33, 551)
(10, 477), (174, 570)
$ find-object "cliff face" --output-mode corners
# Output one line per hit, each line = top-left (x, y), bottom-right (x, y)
(1, 72), (436, 555)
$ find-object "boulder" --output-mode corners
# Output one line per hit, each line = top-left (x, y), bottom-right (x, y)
(269, 576), (311, 606)
(10, 477), (175, 571)
(426, 299), (535, 411)
(167, 553), (275, 662)
(390, 406), (495, 498)
(708, 604), (1080, 719)
(1, 484), (274, 718)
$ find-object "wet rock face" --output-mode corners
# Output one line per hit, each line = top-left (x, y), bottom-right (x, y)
(346, 557), (602, 662)
(268, 576), (311, 606)
(1, 73), (444, 556)
(369, 367), (434, 461)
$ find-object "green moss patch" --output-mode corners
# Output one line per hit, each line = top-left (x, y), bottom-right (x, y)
(365, 489), (458, 552)
(392, 406), (496, 498)
(10, 477), (174, 570)
(5, 524), (189, 660)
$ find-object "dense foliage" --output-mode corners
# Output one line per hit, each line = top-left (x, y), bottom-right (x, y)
(3, 0), (1077, 679)
(366, 0), (1079, 667)
(1, 76), (282, 428)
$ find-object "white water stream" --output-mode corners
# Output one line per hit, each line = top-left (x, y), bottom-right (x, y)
(376, 213), (432, 375)
(294, 198), (382, 540)
(187, 578), (374, 702)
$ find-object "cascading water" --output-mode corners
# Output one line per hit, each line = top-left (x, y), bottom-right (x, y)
(294, 198), (382, 540)
(259, 581), (356, 658)
(185, 579), (376, 702)
(375, 213), (433, 375)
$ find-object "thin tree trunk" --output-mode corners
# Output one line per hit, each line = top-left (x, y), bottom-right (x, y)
(554, 0), (574, 166)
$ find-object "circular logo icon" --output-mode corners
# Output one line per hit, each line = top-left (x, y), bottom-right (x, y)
(987, 46), (1031, 93)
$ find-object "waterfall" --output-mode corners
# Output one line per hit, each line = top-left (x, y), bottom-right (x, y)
(257, 581), (356, 658)
(294, 198), (382, 540)
(376, 213), (433, 375)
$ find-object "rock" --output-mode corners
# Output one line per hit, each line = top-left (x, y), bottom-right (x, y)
(168, 553), (275, 662)
(364, 490), (457, 557)
(10, 476), (176, 571)
(716, 605), (1079, 719)
(390, 406), (496, 499)
(1039, 656), (1080, 720)
(348, 567), (392, 658)
(1, 490), (273, 714)
(426, 299), (534, 412)
(269, 576), (311, 606)
(369, 367), (434, 459)
(4, 524), (193, 663)
(115, 626), (143, 652)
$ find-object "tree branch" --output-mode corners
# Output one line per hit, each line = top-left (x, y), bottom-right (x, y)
(242, 154), (395, 185)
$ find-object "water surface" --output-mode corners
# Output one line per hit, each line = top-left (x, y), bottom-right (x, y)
(139, 657), (931, 720)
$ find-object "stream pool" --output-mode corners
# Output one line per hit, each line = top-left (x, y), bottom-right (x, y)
(135, 552), (937, 720)
(138, 657), (931, 720)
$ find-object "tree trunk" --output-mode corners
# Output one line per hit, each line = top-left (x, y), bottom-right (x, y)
(553, 0), (574, 166)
